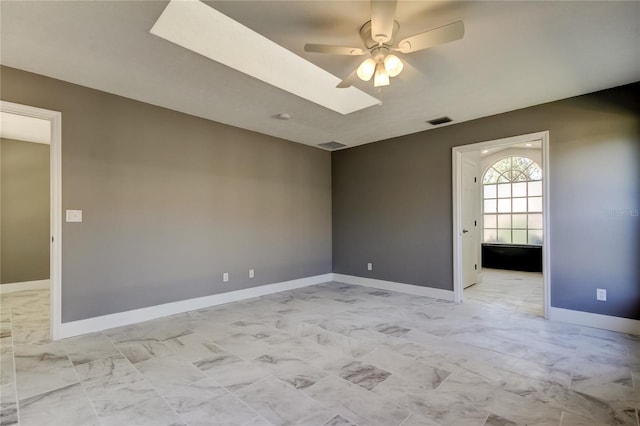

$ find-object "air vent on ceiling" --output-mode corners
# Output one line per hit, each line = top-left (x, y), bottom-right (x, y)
(427, 116), (453, 126)
(318, 141), (347, 150)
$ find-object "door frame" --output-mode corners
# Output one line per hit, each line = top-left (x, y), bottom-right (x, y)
(1, 101), (62, 339)
(452, 131), (550, 318)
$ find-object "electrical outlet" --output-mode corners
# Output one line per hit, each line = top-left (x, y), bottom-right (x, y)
(249, 269), (255, 279)
(367, 263), (372, 271)
(596, 288), (607, 301)
(223, 272), (229, 283)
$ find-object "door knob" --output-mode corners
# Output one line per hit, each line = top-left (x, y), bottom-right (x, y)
(462, 229), (469, 233)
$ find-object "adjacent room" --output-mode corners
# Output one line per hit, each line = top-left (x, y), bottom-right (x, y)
(1, 1), (639, 426)
(462, 139), (546, 317)
(0, 112), (53, 345)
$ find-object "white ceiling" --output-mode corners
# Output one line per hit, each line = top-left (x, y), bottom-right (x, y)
(481, 139), (541, 157)
(149, 0), (380, 115)
(1, 1), (639, 149)
(0, 112), (51, 145)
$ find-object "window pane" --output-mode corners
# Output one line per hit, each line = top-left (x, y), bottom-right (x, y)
(483, 168), (500, 184)
(498, 199), (511, 213)
(513, 198), (527, 212)
(482, 157), (544, 246)
(528, 181), (542, 196)
(484, 214), (497, 229)
(513, 172), (529, 182)
(512, 157), (532, 172)
(512, 182), (527, 197)
(484, 184), (497, 199)
(484, 229), (498, 243)
(528, 165), (542, 181)
(497, 174), (510, 183)
(498, 229), (511, 243)
(528, 229), (543, 245)
(484, 199), (497, 213)
(512, 214), (527, 228)
(497, 183), (511, 198)
(513, 230), (527, 244)
(492, 158), (511, 174)
(498, 215), (511, 229)
(528, 213), (543, 229)
(528, 196), (542, 212)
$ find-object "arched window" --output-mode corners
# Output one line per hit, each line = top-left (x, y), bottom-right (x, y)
(483, 156), (543, 245)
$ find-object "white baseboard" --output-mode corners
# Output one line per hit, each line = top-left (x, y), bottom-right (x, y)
(548, 307), (640, 336)
(332, 274), (455, 302)
(0, 279), (50, 294)
(54, 272), (640, 340)
(59, 273), (333, 339)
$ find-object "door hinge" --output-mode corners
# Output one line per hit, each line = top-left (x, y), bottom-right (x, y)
(474, 264), (478, 270)
(51, 236), (54, 243)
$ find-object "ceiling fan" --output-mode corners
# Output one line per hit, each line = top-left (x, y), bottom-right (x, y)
(304, 0), (464, 89)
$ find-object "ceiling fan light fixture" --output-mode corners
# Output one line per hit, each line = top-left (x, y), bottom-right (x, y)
(357, 58), (377, 81)
(373, 61), (390, 87)
(383, 54), (403, 77)
(302, 0), (465, 92)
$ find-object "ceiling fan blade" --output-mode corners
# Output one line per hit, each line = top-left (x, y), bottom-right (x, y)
(336, 69), (358, 88)
(395, 54), (423, 81)
(370, 0), (397, 43)
(304, 44), (365, 55)
(395, 20), (464, 53)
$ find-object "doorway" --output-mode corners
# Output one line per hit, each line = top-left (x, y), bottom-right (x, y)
(452, 131), (550, 318)
(0, 101), (62, 340)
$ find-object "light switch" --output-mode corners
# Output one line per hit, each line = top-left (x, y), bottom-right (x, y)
(66, 210), (83, 223)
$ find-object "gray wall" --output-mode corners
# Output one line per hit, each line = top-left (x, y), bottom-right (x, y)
(0, 66), (332, 322)
(333, 83), (640, 320)
(3, 63), (637, 322)
(1, 138), (50, 284)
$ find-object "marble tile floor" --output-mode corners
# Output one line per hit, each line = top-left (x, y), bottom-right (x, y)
(464, 269), (544, 317)
(1, 282), (639, 426)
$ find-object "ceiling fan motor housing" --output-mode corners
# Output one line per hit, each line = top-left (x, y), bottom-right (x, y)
(371, 46), (390, 61)
(359, 20), (400, 50)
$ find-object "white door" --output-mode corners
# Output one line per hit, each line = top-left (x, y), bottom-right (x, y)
(461, 157), (479, 288)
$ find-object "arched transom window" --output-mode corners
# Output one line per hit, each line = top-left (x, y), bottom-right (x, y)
(483, 156), (543, 245)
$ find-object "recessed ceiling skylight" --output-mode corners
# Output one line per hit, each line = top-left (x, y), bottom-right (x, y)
(150, 0), (379, 115)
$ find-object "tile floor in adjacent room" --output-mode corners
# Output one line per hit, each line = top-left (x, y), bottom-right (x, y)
(464, 268), (544, 317)
(1, 281), (639, 426)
